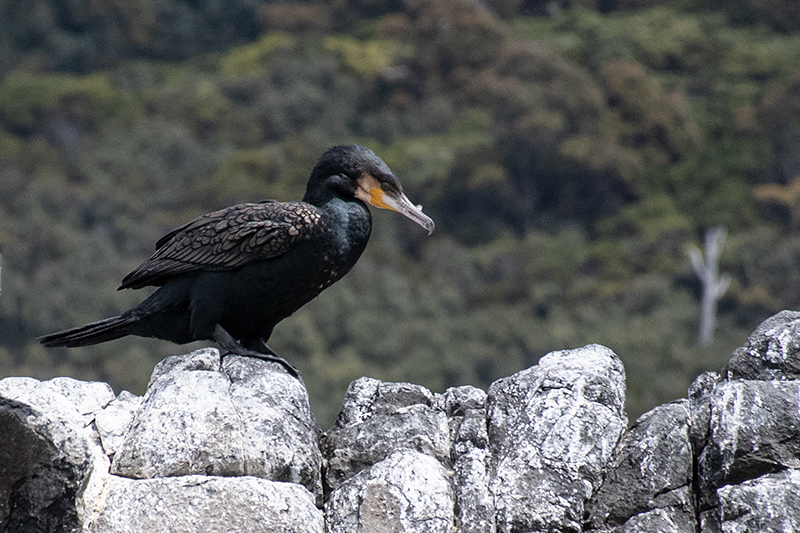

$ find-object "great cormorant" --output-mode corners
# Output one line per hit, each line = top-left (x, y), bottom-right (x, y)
(40, 145), (435, 377)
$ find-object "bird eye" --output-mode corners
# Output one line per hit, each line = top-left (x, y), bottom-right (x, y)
(380, 182), (391, 192)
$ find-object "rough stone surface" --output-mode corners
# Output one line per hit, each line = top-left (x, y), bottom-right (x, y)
(724, 310), (800, 380)
(5, 311), (800, 532)
(0, 376), (111, 532)
(716, 469), (800, 533)
(487, 344), (627, 533)
(321, 377), (451, 492)
(697, 379), (800, 506)
(111, 348), (322, 501)
(586, 400), (694, 532)
(693, 311), (800, 530)
(324, 449), (453, 533)
(95, 390), (142, 457)
(446, 386), (494, 533)
(85, 475), (323, 533)
(321, 379), (493, 532)
(688, 370), (721, 453)
(612, 506), (698, 533)
(45, 377), (116, 423)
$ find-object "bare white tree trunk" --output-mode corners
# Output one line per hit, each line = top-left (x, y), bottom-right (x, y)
(688, 227), (731, 346)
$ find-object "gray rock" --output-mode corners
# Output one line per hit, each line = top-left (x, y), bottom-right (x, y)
(611, 505), (698, 533)
(697, 379), (800, 504)
(324, 449), (453, 533)
(699, 508), (722, 533)
(443, 384), (487, 415)
(321, 378), (450, 492)
(688, 371), (721, 454)
(487, 344), (627, 533)
(223, 353), (322, 498)
(724, 310), (800, 380)
(717, 469), (800, 533)
(453, 448), (493, 533)
(95, 391), (143, 457)
(85, 474), (323, 533)
(111, 349), (250, 478)
(45, 377), (116, 422)
(7, 310), (800, 532)
(446, 386), (494, 533)
(0, 376), (109, 532)
(586, 400), (695, 532)
(689, 311), (800, 531)
(111, 348), (322, 501)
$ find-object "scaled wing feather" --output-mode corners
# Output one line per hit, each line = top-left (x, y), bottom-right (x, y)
(119, 201), (319, 289)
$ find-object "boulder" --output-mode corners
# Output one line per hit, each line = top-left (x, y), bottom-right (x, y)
(320, 378), (461, 533)
(0, 349), (324, 533)
(724, 310), (800, 380)
(320, 378), (450, 492)
(717, 469), (800, 533)
(324, 449), (453, 533)
(111, 348), (322, 501)
(446, 385), (494, 533)
(694, 311), (800, 531)
(585, 401), (695, 532)
(487, 344), (627, 533)
(94, 390), (142, 457)
(0, 376), (112, 532)
(85, 475), (323, 533)
(698, 380), (800, 500)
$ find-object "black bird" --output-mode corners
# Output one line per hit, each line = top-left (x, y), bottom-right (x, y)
(40, 145), (434, 377)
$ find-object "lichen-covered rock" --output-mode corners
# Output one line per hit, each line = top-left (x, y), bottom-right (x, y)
(586, 400), (695, 532)
(716, 469), (800, 533)
(95, 391), (142, 457)
(45, 377), (116, 423)
(692, 311), (800, 531)
(110, 349), (322, 501)
(688, 371), (721, 454)
(5, 310), (800, 533)
(697, 379), (800, 505)
(611, 506), (698, 533)
(487, 344), (627, 533)
(321, 378), (451, 492)
(445, 386), (494, 533)
(223, 353), (322, 497)
(724, 310), (800, 380)
(85, 475), (323, 533)
(0, 376), (112, 532)
(111, 349), (246, 478)
(324, 449), (453, 533)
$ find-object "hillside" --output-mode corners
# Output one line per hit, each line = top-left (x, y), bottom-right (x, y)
(2, 0), (800, 426)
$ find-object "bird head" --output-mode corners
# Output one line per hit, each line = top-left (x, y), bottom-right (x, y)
(306, 145), (435, 235)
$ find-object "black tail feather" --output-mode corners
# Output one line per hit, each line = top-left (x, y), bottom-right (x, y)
(39, 315), (137, 347)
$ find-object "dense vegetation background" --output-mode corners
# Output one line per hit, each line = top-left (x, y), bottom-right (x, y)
(1, 0), (799, 427)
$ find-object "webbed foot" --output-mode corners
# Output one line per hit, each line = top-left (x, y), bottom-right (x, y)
(212, 324), (301, 379)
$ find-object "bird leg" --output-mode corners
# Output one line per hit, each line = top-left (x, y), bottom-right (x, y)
(213, 324), (301, 379)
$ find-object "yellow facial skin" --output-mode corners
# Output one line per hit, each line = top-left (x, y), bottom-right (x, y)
(355, 175), (435, 235)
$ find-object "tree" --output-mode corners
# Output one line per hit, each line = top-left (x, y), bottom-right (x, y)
(688, 227), (731, 346)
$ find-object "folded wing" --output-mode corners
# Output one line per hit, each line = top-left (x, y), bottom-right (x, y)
(119, 200), (321, 289)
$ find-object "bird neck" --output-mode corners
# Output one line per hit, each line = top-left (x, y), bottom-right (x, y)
(302, 174), (356, 207)
(318, 195), (372, 262)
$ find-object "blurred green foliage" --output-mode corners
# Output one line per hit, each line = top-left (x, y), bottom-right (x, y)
(2, 0), (800, 428)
